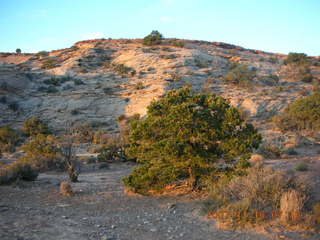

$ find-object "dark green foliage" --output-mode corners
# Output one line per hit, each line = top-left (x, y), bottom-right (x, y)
(123, 88), (262, 194)
(16, 48), (21, 54)
(0, 160), (38, 185)
(224, 63), (256, 88)
(143, 30), (163, 46)
(23, 117), (51, 137)
(0, 126), (20, 153)
(284, 52), (309, 65)
(273, 92), (320, 132)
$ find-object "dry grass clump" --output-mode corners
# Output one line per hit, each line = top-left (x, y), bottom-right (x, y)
(205, 162), (308, 228)
(0, 160), (38, 185)
(280, 189), (306, 224)
(60, 181), (74, 196)
(249, 154), (264, 163)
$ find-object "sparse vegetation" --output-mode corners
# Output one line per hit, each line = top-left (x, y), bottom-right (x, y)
(123, 88), (261, 194)
(142, 30), (163, 46)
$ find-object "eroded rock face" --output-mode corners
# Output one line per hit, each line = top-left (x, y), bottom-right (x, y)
(0, 39), (319, 133)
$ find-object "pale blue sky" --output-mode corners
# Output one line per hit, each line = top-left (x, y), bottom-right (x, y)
(1, 0), (319, 55)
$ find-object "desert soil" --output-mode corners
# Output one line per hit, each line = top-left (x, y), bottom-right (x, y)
(0, 163), (318, 240)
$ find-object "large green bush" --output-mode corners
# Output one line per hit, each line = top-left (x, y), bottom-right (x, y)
(224, 63), (256, 88)
(142, 30), (163, 46)
(123, 88), (262, 194)
(273, 92), (320, 132)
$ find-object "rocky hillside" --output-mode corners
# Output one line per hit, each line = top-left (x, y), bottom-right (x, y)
(0, 38), (319, 138)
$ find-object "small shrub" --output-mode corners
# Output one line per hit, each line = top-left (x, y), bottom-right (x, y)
(143, 30), (163, 46)
(268, 57), (278, 64)
(284, 52), (309, 65)
(273, 92), (320, 132)
(134, 82), (145, 90)
(113, 64), (133, 75)
(0, 126), (20, 153)
(47, 86), (58, 93)
(23, 117), (51, 137)
(70, 109), (79, 115)
(130, 70), (136, 76)
(224, 63), (256, 88)
(43, 77), (63, 86)
(21, 134), (63, 171)
(97, 134), (127, 163)
(41, 58), (58, 69)
(60, 181), (74, 196)
(16, 48), (21, 54)
(73, 79), (84, 85)
(0, 160), (38, 185)
(170, 40), (184, 48)
(170, 72), (182, 82)
(257, 141), (282, 159)
(71, 122), (94, 143)
(117, 114), (126, 122)
(92, 130), (109, 144)
(37, 51), (49, 57)
(298, 66), (313, 83)
(295, 162), (308, 171)
(8, 102), (19, 111)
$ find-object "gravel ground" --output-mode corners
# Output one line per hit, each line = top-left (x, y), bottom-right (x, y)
(0, 163), (318, 240)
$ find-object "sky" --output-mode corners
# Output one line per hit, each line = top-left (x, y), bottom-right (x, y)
(1, 0), (319, 55)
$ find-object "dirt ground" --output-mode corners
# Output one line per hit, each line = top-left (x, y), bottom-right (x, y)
(0, 162), (319, 240)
